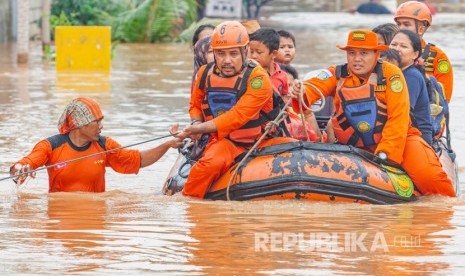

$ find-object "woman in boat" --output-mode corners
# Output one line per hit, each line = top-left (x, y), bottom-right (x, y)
(193, 36), (214, 78)
(10, 97), (183, 192)
(289, 29), (455, 197)
(372, 23), (399, 46)
(389, 29), (433, 145)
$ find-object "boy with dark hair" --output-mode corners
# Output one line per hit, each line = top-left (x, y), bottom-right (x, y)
(276, 30), (296, 65)
(249, 28), (289, 96)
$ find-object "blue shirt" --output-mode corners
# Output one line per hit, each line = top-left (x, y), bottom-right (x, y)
(403, 65), (433, 145)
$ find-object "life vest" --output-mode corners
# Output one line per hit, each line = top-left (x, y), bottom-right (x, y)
(421, 43), (437, 74)
(331, 62), (388, 150)
(426, 75), (448, 138)
(199, 61), (285, 145)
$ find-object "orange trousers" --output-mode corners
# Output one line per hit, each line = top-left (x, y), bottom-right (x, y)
(401, 134), (456, 197)
(183, 137), (297, 198)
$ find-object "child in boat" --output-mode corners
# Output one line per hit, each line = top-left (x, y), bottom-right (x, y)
(249, 28), (321, 142)
(280, 64), (324, 142)
(249, 28), (289, 96)
(276, 30), (296, 65)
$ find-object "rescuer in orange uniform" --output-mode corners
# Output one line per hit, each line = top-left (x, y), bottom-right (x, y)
(394, 1), (454, 102)
(176, 21), (295, 198)
(10, 97), (183, 192)
(290, 29), (455, 197)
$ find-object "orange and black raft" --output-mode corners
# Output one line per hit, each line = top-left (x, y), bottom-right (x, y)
(164, 141), (426, 204)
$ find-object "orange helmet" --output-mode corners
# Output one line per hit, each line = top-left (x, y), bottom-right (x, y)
(211, 21), (249, 50)
(394, 1), (432, 27)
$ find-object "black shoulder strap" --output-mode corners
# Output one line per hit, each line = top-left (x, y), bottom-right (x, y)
(236, 61), (257, 100)
(335, 64), (349, 80)
(375, 61), (386, 86)
(421, 43), (432, 61)
(198, 62), (215, 91)
(97, 135), (106, 150)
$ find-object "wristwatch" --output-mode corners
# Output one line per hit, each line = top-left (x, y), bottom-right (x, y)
(378, 151), (388, 161)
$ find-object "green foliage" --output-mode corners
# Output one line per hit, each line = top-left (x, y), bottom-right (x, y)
(112, 0), (152, 42)
(112, 0), (198, 43)
(50, 0), (199, 43)
(42, 44), (55, 62)
(177, 18), (222, 43)
(51, 0), (126, 26)
(49, 11), (73, 30)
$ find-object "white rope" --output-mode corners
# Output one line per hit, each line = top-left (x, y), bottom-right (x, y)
(298, 80), (326, 113)
(226, 99), (291, 201)
(224, 80), (327, 200)
(297, 80), (326, 142)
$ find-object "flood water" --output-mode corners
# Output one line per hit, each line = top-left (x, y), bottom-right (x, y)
(1, 12), (465, 275)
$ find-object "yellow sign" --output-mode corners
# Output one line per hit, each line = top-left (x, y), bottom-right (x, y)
(55, 26), (111, 72)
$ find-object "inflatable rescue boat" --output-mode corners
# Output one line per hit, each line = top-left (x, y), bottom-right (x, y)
(164, 139), (450, 204)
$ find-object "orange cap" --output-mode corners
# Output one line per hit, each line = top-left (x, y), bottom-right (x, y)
(337, 29), (389, 51)
(394, 1), (432, 27)
(211, 21), (249, 50)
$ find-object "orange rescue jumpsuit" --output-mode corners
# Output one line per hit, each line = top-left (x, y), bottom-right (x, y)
(12, 134), (141, 192)
(421, 40), (454, 102)
(293, 62), (455, 197)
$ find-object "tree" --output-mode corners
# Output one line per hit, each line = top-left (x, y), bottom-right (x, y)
(243, 0), (272, 19)
(17, 0), (29, 64)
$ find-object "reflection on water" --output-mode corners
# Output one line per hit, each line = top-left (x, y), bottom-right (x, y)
(0, 12), (465, 274)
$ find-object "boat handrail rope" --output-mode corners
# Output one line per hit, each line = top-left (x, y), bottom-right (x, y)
(297, 81), (326, 142)
(225, 82), (326, 200)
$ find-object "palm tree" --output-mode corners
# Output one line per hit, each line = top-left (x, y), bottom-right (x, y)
(113, 0), (197, 43)
(17, 0), (29, 64)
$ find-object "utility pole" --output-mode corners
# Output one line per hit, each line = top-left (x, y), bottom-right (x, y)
(17, 0), (29, 64)
(42, 0), (51, 52)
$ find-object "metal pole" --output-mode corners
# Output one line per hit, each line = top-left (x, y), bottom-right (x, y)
(17, 0), (29, 64)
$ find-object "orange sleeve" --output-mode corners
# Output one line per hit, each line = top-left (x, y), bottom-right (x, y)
(431, 45), (453, 102)
(105, 137), (141, 174)
(292, 67), (338, 113)
(374, 63), (410, 164)
(12, 139), (52, 170)
(189, 65), (208, 120)
(213, 66), (273, 140)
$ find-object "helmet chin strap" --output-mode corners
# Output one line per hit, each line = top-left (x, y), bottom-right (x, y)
(240, 46), (249, 71)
